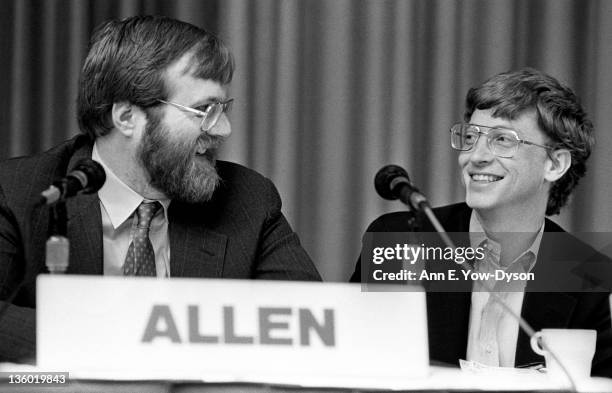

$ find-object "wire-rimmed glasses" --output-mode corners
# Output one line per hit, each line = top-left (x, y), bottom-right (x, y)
(157, 98), (234, 133)
(450, 123), (553, 158)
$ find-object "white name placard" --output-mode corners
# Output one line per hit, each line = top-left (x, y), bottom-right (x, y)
(37, 276), (428, 388)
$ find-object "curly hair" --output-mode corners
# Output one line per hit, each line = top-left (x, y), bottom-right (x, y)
(77, 15), (234, 139)
(464, 68), (594, 215)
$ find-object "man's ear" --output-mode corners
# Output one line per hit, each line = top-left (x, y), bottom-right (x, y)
(544, 149), (571, 182)
(111, 102), (138, 137)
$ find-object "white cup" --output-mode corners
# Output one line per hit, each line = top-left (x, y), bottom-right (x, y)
(530, 329), (596, 382)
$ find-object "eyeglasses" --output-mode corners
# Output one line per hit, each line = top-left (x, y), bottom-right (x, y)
(157, 98), (234, 133)
(450, 123), (553, 158)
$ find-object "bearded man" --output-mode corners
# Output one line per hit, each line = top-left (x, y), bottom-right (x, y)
(0, 15), (320, 363)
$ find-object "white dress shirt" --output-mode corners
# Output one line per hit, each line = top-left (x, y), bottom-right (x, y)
(466, 212), (544, 367)
(92, 143), (171, 277)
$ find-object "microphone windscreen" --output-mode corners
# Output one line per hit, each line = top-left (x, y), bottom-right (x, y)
(71, 159), (106, 194)
(374, 164), (410, 200)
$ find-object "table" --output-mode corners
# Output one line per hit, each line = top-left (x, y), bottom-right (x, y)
(2, 365), (612, 392)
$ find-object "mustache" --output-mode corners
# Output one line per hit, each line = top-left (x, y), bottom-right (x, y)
(194, 134), (225, 150)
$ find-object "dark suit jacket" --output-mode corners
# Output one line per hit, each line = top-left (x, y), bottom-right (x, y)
(0, 135), (321, 363)
(350, 202), (612, 377)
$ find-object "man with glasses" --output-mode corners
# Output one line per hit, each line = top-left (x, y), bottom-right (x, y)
(0, 15), (320, 363)
(351, 68), (611, 376)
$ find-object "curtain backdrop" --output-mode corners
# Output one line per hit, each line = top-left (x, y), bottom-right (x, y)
(2, 0), (612, 281)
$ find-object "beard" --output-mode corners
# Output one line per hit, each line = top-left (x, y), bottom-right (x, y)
(138, 112), (221, 203)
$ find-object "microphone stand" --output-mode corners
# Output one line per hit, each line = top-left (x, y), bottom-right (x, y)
(416, 202), (578, 392)
(46, 200), (69, 274)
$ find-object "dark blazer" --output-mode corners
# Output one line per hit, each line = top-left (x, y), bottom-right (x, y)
(0, 135), (321, 363)
(351, 202), (612, 377)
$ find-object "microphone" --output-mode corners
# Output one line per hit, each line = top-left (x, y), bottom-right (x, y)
(39, 159), (106, 205)
(374, 165), (429, 211)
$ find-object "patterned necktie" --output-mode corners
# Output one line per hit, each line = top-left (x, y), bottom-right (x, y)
(123, 201), (162, 276)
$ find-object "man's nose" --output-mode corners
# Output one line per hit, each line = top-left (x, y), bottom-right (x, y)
(205, 114), (232, 138)
(469, 134), (495, 163)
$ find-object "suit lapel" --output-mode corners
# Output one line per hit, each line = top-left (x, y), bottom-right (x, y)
(514, 221), (577, 366)
(427, 214), (473, 364)
(168, 202), (227, 278)
(64, 142), (103, 274)
(66, 193), (103, 274)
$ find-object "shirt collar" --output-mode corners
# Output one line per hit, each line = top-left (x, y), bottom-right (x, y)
(92, 142), (170, 229)
(469, 211), (544, 272)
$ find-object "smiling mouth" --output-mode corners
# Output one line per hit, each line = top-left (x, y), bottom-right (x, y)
(470, 174), (503, 182)
(195, 138), (208, 155)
